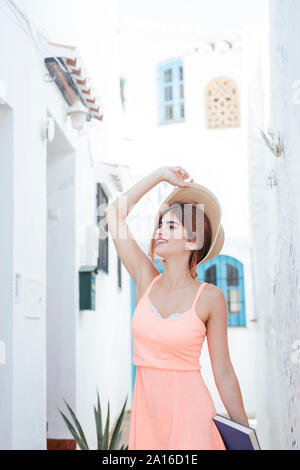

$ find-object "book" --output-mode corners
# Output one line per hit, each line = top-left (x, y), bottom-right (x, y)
(212, 414), (261, 450)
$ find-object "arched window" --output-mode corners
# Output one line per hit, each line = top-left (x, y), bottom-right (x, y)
(205, 77), (240, 129)
(157, 59), (185, 125)
(197, 254), (246, 327)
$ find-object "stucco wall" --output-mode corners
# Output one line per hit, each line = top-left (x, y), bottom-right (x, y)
(0, 6), (48, 448)
(0, 105), (14, 450)
(248, 1), (300, 449)
(0, 0), (132, 449)
(267, 0), (300, 449)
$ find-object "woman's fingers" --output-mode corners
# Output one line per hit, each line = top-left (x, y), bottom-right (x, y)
(170, 166), (193, 186)
(174, 167), (189, 178)
(182, 176), (194, 186)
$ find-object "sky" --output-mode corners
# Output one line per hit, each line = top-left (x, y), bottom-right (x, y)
(118, 0), (266, 31)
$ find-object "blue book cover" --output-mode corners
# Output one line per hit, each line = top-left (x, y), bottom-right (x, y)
(212, 414), (261, 450)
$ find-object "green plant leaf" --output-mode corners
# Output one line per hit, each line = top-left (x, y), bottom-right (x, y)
(114, 431), (123, 450)
(62, 399), (89, 450)
(109, 395), (128, 449)
(60, 389), (129, 451)
(120, 443), (129, 450)
(94, 389), (103, 449)
(58, 409), (88, 450)
(102, 400), (110, 450)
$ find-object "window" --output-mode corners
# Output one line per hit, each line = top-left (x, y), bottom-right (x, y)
(205, 77), (240, 129)
(197, 254), (246, 327)
(204, 265), (217, 285)
(96, 183), (109, 273)
(157, 59), (185, 125)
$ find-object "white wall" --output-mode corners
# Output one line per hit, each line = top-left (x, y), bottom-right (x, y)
(0, 5), (48, 448)
(47, 124), (77, 440)
(248, 0), (300, 450)
(0, 0), (132, 449)
(0, 105), (14, 450)
(43, 0), (133, 449)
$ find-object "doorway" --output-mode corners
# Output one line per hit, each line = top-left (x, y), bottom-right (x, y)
(46, 113), (76, 447)
(0, 104), (13, 449)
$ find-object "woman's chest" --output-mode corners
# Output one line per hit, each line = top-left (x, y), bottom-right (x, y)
(131, 300), (205, 351)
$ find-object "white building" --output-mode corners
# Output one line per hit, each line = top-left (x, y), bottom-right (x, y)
(0, 0), (136, 450)
(2, 0), (299, 451)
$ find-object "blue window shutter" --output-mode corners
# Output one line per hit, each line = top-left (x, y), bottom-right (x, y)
(225, 257), (246, 327)
(157, 59), (185, 125)
(196, 255), (246, 327)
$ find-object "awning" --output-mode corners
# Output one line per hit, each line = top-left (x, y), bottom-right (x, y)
(45, 42), (103, 121)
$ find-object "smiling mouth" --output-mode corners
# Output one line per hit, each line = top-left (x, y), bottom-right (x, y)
(156, 240), (168, 244)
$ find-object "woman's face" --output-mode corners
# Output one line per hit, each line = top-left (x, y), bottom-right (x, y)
(154, 210), (191, 258)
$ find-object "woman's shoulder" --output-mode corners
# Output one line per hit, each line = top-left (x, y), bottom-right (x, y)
(199, 283), (227, 315)
(193, 282), (225, 323)
(201, 282), (224, 297)
(195, 282), (225, 305)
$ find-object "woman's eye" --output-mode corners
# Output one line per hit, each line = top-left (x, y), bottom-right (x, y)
(158, 223), (175, 230)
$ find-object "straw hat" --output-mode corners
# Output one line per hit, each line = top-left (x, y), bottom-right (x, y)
(150, 182), (225, 265)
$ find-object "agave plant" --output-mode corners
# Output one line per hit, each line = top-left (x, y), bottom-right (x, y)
(58, 388), (129, 450)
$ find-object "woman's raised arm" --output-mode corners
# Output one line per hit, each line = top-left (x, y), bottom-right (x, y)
(104, 166), (192, 289)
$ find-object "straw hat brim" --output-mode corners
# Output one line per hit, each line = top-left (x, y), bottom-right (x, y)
(150, 182), (225, 265)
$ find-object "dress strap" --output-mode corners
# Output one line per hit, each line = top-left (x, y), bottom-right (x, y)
(191, 282), (207, 310)
(144, 273), (161, 298)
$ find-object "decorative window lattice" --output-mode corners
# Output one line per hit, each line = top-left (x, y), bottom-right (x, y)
(205, 77), (240, 129)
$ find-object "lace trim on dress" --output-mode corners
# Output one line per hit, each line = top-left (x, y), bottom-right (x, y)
(149, 298), (189, 320)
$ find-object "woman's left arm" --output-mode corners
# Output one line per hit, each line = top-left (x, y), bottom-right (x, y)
(206, 286), (249, 427)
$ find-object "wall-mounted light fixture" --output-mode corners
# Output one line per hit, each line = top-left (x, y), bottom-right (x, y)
(260, 129), (284, 157)
(67, 100), (89, 131)
(42, 117), (55, 142)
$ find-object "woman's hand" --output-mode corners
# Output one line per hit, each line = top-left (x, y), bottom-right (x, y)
(158, 166), (194, 187)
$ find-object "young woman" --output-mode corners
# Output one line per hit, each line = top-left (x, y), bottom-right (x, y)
(104, 165), (249, 450)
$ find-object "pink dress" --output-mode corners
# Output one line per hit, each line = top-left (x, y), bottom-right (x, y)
(128, 273), (226, 450)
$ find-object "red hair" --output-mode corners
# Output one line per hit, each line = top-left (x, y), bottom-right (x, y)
(148, 202), (212, 279)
